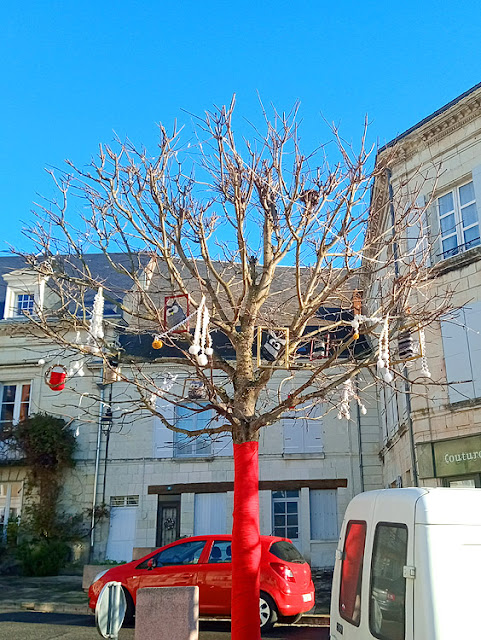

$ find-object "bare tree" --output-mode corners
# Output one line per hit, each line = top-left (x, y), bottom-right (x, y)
(16, 98), (449, 640)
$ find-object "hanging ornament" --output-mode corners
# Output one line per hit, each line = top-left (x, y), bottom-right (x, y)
(261, 330), (286, 362)
(377, 316), (393, 383)
(45, 364), (68, 391)
(419, 327), (431, 378)
(188, 296), (212, 367)
(352, 290), (362, 340)
(164, 294), (189, 332)
(152, 336), (164, 349)
(398, 329), (415, 360)
(337, 378), (367, 420)
(87, 287), (104, 353)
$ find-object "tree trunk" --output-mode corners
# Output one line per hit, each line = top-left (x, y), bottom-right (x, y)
(231, 440), (261, 640)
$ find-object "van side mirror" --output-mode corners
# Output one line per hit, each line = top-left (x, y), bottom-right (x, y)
(147, 558), (155, 570)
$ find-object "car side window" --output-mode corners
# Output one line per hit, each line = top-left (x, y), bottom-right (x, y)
(339, 520), (367, 627)
(137, 540), (206, 569)
(369, 523), (407, 640)
(208, 541), (232, 563)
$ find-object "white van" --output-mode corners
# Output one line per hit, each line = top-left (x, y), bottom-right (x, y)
(329, 487), (481, 640)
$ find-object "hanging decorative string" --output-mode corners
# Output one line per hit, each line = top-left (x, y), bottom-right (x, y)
(86, 287), (104, 353)
(337, 378), (367, 420)
(377, 316), (394, 383)
(150, 372), (178, 408)
(188, 295), (212, 366)
(419, 327), (431, 378)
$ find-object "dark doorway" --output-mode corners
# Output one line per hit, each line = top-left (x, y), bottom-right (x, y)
(156, 496), (181, 547)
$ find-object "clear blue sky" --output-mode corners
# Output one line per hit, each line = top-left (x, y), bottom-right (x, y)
(1, 0), (480, 252)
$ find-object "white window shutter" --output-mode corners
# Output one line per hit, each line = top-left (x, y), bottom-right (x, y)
(441, 310), (475, 402)
(465, 303), (481, 398)
(154, 400), (174, 458)
(309, 489), (338, 540)
(283, 412), (304, 454)
(194, 493), (227, 535)
(303, 416), (324, 453)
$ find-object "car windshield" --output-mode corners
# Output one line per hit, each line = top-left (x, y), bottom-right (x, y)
(269, 540), (305, 563)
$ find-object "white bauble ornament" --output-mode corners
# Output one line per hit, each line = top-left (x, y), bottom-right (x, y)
(197, 353), (209, 367)
(189, 344), (201, 355)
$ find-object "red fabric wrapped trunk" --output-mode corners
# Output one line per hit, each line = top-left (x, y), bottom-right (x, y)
(231, 441), (261, 640)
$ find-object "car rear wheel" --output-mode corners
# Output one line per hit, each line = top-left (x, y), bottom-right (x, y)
(279, 613), (303, 625)
(259, 592), (278, 631)
(122, 588), (135, 626)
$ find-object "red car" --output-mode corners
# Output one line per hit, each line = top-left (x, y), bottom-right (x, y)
(89, 534), (315, 631)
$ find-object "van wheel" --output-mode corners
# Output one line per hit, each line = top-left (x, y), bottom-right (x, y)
(279, 613), (303, 625)
(259, 592), (278, 631)
(122, 588), (135, 626)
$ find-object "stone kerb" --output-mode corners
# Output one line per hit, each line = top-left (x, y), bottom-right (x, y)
(135, 586), (199, 640)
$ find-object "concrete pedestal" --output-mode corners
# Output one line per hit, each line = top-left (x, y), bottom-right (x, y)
(135, 586), (199, 640)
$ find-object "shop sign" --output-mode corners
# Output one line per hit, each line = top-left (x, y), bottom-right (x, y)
(433, 434), (481, 477)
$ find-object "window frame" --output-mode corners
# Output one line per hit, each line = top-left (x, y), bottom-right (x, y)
(368, 522), (408, 640)
(15, 293), (35, 317)
(272, 489), (300, 540)
(0, 382), (31, 432)
(174, 402), (213, 458)
(437, 180), (480, 259)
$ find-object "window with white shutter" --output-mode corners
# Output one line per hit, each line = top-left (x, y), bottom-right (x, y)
(309, 489), (338, 540)
(441, 303), (481, 403)
(282, 405), (323, 454)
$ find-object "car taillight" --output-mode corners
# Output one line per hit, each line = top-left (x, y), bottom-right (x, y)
(387, 592), (396, 601)
(270, 562), (296, 583)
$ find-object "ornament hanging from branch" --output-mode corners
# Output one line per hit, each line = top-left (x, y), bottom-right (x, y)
(377, 316), (393, 383)
(257, 327), (290, 368)
(419, 327), (431, 378)
(352, 290), (363, 340)
(45, 364), (68, 391)
(86, 287), (104, 354)
(337, 378), (367, 420)
(164, 294), (189, 332)
(188, 295), (213, 367)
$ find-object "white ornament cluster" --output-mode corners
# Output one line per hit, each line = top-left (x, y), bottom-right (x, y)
(87, 287), (104, 352)
(419, 327), (432, 378)
(377, 316), (394, 383)
(338, 378), (368, 420)
(188, 295), (213, 367)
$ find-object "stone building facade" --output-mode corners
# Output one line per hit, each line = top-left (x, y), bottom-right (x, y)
(370, 82), (481, 489)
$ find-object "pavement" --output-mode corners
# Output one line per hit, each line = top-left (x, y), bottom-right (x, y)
(0, 572), (331, 627)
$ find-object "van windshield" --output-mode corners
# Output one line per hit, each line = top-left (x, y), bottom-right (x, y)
(269, 540), (305, 563)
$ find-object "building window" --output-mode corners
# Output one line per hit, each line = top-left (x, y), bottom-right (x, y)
(441, 303), (481, 403)
(194, 493), (227, 535)
(369, 523), (407, 640)
(272, 490), (299, 540)
(339, 520), (367, 627)
(0, 481), (23, 538)
(15, 293), (35, 316)
(438, 181), (480, 259)
(310, 489), (338, 540)
(174, 403), (213, 457)
(0, 383), (31, 432)
(110, 495), (139, 507)
(282, 408), (324, 454)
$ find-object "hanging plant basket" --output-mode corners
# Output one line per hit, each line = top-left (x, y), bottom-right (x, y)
(45, 364), (68, 391)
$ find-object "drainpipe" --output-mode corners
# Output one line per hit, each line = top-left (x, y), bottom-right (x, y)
(90, 379), (105, 560)
(355, 375), (365, 492)
(386, 169), (419, 487)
